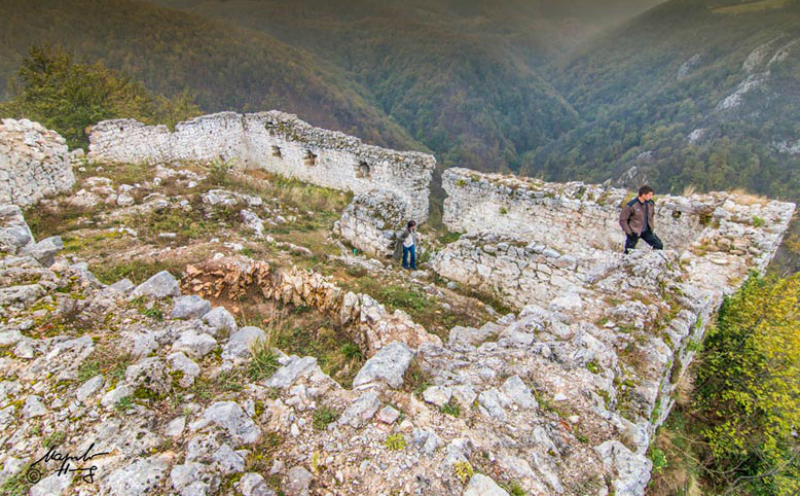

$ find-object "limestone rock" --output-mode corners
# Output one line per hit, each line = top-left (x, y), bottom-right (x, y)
(19, 236), (63, 267)
(103, 455), (171, 496)
(352, 341), (413, 389)
(286, 466), (313, 496)
(170, 295), (212, 319)
(338, 392), (381, 428)
(239, 472), (275, 496)
(222, 326), (265, 360)
(464, 474), (510, 496)
(202, 401), (261, 446)
(172, 330), (217, 359)
(131, 271), (181, 299)
(202, 306), (237, 336)
(0, 205), (33, 252)
(30, 472), (73, 496)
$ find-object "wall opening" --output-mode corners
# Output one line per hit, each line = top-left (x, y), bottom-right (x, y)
(304, 150), (318, 166)
(272, 146), (282, 159)
(356, 161), (371, 179)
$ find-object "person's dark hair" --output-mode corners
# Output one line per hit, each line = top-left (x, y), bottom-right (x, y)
(407, 220), (416, 229)
(638, 185), (654, 196)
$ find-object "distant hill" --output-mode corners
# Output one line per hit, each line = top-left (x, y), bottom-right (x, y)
(0, 0), (419, 151)
(142, 0), (600, 171)
(533, 0), (800, 200)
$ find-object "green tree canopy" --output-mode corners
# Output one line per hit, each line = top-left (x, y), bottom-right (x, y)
(0, 45), (200, 149)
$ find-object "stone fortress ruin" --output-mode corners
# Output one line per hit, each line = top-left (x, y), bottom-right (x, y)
(88, 111), (436, 223)
(0, 112), (795, 495)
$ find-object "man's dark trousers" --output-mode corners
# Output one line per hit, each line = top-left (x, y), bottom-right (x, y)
(625, 229), (663, 254)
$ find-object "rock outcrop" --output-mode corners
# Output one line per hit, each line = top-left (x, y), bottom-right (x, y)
(0, 119), (76, 207)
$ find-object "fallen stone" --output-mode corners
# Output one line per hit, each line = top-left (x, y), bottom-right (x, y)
(202, 307), (238, 336)
(203, 401), (261, 445)
(352, 341), (413, 389)
(131, 271), (181, 299)
(22, 395), (47, 418)
(170, 295), (212, 320)
(103, 455), (171, 496)
(75, 375), (105, 402)
(30, 472), (73, 496)
(376, 405), (401, 424)
(338, 391), (381, 428)
(20, 236), (63, 267)
(222, 326), (266, 360)
(422, 386), (453, 408)
(464, 474), (510, 496)
(172, 330), (217, 359)
(501, 375), (538, 410)
(239, 472), (275, 496)
(286, 466), (313, 496)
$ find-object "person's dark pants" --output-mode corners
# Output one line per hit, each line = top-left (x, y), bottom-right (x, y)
(402, 245), (416, 270)
(625, 229), (663, 254)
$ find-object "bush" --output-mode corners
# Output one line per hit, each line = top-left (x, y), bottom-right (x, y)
(695, 273), (800, 494)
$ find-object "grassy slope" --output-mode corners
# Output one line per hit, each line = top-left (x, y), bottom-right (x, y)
(0, 0), (420, 150)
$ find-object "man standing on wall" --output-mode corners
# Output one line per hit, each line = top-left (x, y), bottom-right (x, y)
(393, 221), (418, 270)
(619, 185), (664, 254)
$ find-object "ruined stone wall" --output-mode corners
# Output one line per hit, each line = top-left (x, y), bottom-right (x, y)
(442, 167), (723, 254)
(0, 119), (76, 207)
(432, 167), (795, 491)
(436, 168), (795, 311)
(88, 111), (436, 221)
(334, 189), (410, 258)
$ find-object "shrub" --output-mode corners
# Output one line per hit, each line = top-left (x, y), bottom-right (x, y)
(453, 461), (474, 483)
(695, 273), (800, 494)
(384, 433), (407, 451)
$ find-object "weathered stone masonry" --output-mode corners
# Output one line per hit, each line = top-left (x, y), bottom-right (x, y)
(0, 119), (76, 207)
(88, 111), (436, 221)
(431, 167), (795, 493)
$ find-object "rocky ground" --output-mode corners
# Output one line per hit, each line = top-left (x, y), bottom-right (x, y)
(0, 133), (793, 495)
(0, 159), (514, 496)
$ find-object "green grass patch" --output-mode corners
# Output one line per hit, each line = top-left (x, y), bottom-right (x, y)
(248, 339), (281, 382)
(313, 406), (341, 431)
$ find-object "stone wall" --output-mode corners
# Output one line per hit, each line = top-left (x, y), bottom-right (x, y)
(437, 168), (795, 310)
(0, 119), (76, 207)
(183, 256), (441, 356)
(431, 167), (796, 492)
(334, 189), (410, 258)
(88, 111), (436, 221)
(442, 167), (725, 254)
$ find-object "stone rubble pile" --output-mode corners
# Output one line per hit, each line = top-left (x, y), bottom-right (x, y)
(183, 256), (441, 356)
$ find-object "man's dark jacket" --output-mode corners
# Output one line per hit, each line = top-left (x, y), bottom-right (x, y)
(619, 198), (656, 236)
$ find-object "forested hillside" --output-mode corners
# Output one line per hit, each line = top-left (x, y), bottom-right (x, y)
(535, 0), (800, 200)
(145, 0), (596, 171)
(0, 0), (419, 150)
(2, 0), (800, 203)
